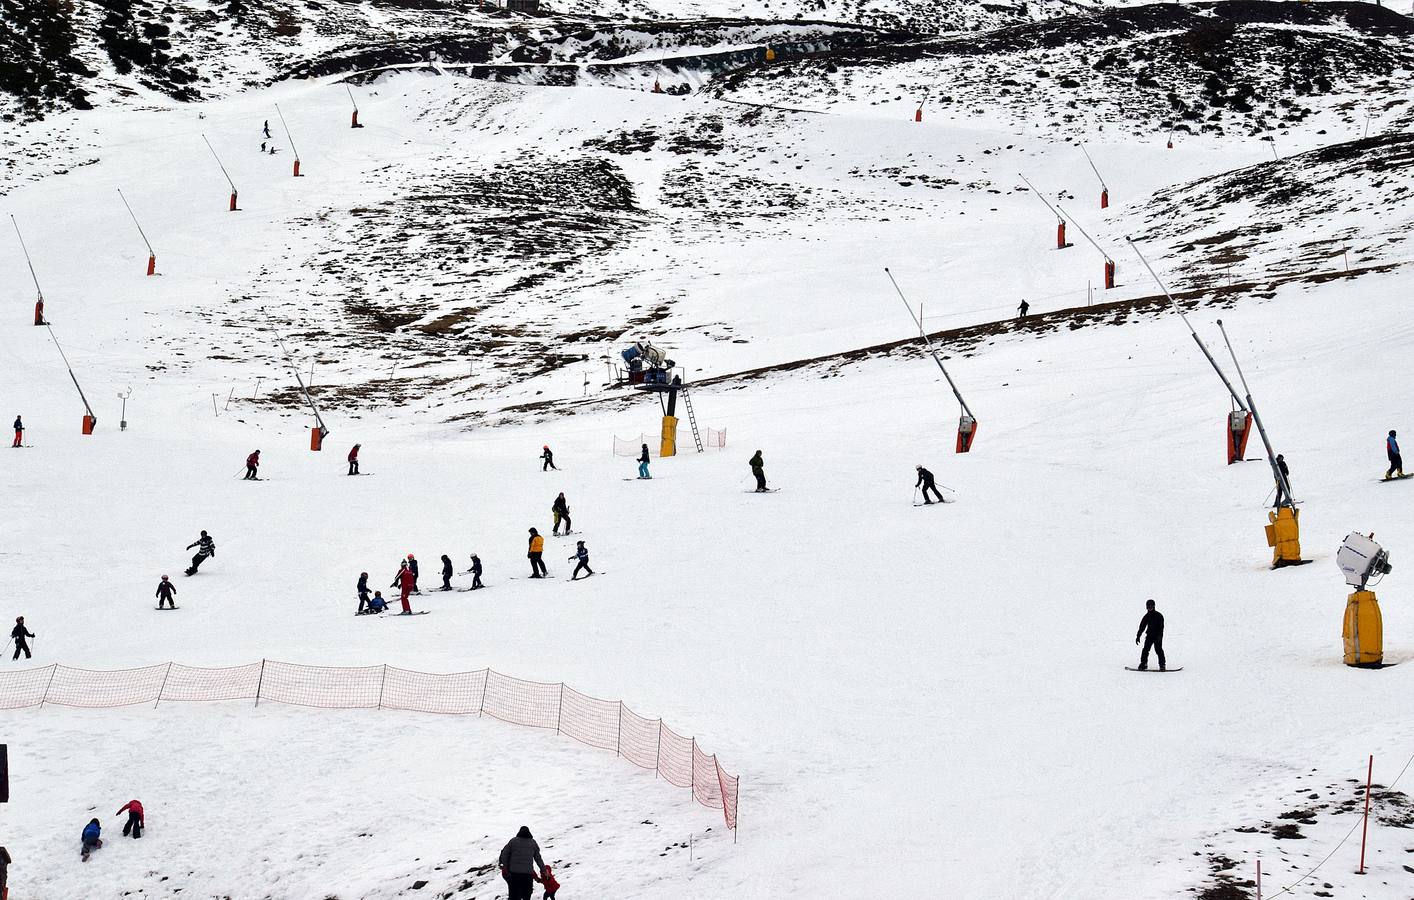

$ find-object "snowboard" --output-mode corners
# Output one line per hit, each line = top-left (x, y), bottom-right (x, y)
(1378, 474), (1412, 482)
(1125, 667), (1183, 672)
(154, 606), (180, 610)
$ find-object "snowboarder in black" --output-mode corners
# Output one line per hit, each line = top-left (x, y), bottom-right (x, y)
(551, 493), (571, 535)
(440, 554), (453, 591)
(569, 541), (593, 580)
(915, 465), (944, 504)
(156, 576), (177, 609)
(11, 617), (33, 660)
(185, 530), (215, 576)
(468, 553), (483, 590)
(1135, 599), (1165, 671)
(1386, 430), (1404, 480)
(11, 415), (21, 448)
(1017, 300), (1030, 320)
(1274, 453), (1291, 505)
(541, 445), (557, 472)
(749, 450), (767, 492)
(356, 572), (371, 614)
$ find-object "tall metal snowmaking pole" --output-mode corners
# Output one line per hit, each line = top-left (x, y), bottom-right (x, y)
(1018, 173), (1069, 249)
(1127, 237), (1304, 567)
(1057, 205), (1116, 288)
(275, 103), (303, 177)
(274, 330), (328, 441)
(1080, 143), (1110, 208)
(117, 189), (158, 275)
(12, 216), (97, 430)
(884, 268), (979, 452)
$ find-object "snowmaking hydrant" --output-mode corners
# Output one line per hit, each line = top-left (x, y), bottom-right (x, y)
(1336, 532), (1392, 667)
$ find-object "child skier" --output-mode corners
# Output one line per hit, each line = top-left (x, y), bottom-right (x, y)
(541, 445), (558, 471)
(551, 493), (571, 535)
(348, 444), (361, 476)
(468, 553), (484, 590)
(537, 866), (561, 899)
(367, 591), (389, 614)
(568, 541), (593, 580)
(156, 575), (177, 609)
(406, 554), (420, 591)
(116, 800), (144, 838)
(10, 617), (33, 660)
(356, 572), (371, 614)
(440, 554), (453, 591)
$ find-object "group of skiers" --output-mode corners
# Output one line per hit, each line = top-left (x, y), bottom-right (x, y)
(80, 799), (145, 861)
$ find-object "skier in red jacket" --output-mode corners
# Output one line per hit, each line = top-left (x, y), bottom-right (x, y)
(347, 444), (360, 476)
(244, 450), (261, 480)
(116, 800), (144, 838)
(390, 561), (415, 614)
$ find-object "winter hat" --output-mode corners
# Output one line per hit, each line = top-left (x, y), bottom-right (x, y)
(161, 575), (169, 581)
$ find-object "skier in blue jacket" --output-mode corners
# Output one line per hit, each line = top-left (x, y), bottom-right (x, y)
(1387, 430), (1404, 480)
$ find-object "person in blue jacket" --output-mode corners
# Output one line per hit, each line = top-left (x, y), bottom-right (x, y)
(1387, 430), (1404, 480)
(367, 592), (389, 614)
(81, 818), (102, 861)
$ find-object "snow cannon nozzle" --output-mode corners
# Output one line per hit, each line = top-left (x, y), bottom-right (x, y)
(1338, 533), (1392, 592)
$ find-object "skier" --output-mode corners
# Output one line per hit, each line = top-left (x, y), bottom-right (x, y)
(568, 541), (593, 580)
(528, 528), (547, 578)
(80, 819), (102, 861)
(468, 553), (484, 590)
(184, 530), (216, 576)
(116, 799), (144, 839)
(11, 415), (21, 448)
(262, 120), (271, 139)
(367, 591), (389, 614)
(156, 575), (177, 609)
(541, 445), (558, 472)
(749, 450), (767, 492)
(1274, 453), (1291, 505)
(348, 444), (361, 476)
(389, 561), (415, 614)
(356, 572), (371, 614)
(10, 617), (33, 660)
(244, 449), (261, 480)
(499, 826), (547, 900)
(1386, 430), (1404, 480)
(551, 492), (571, 535)
(406, 553), (420, 591)
(915, 465), (944, 504)
(1134, 599), (1166, 671)
(440, 554), (453, 591)
(1017, 299), (1030, 320)
(260, 140), (267, 153)
(637, 443), (651, 479)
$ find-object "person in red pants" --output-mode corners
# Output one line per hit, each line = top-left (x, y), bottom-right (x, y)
(11, 415), (22, 448)
(116, 800), (144, 838)
(390, 561), (415, 614)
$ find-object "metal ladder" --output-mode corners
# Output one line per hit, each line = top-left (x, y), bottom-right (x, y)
(682, 387), (704, 452)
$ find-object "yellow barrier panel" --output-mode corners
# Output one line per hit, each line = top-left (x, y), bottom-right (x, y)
(660, 415), (678, 458)
(1343, 590), (1383, 667)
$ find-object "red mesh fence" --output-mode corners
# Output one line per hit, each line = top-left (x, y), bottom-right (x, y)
(0, 661), (738, 829)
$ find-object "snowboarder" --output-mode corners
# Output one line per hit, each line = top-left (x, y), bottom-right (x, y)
(541, 445), (557, 472)
(80, 819), (102, 861)
(499, 826), (547, 900)
(1017, 300), (1030, 320)
(528, 528), (547, 578)
(468, 553), (484, 590)
(551, 492), (571, 535)
(391, 561), (415, 613)
(637, 443), (651, 479)
(348, 444), (361, 476)
(156, 575), (177, 609)
(749, 450), (767, 492)
(1274, 453), (1291, 505)
(568, 541), (593, 580)
(260, 140), (267, 153)
(184, 530), (216, 575)
(11, 415), (21, 448)
(915, 465), (944, 504)
(1386, 430), (1404, 480)
(1134, 599), (1166, 671)
(262, 120), (271, 139)
(356, 572), (371, 614)
(440, 554), (453, 591)
(244, 449), (261, 480)
(406, 553), (420, 591)
(367, 591), (389, 614)
(116, 800), (144, 839)
(10, 617), (33, 660)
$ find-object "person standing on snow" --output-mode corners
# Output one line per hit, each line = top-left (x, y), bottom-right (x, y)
(11, 415), (22, 448)
(1134, 599), (1166, 671)
(406, 554), (420, 591)
(528, 528), (547, 578)
(637, 443), (651, 479)
(568, 541), (593, 580)
(551, 493), (571, 535)
(1386, 430), (1404, 480)
(440, 554), (453, 591)
(80, 818), (102, 861)
(347, 444), (361, 476)
(244, 449), (261, 480)
(156, 576), (177, 609)
(1017, 299), (1030, 320)
(749, 450), (767, 492)
(1274, 453), (1291, 505)
(915, 465), (944, 504)
(184, 530), (216, 576)
(356, 572), (371, 614)
(116, 800), (144, 838)
(11, 617), (33, 660)
(499, 826), (547, 900)
(541, 445), (557, 472)
(262, 120), (271, 139)
(0, 844), (11, 897)
(390, 561), (415, 614)
(468, 553), (484, 590)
